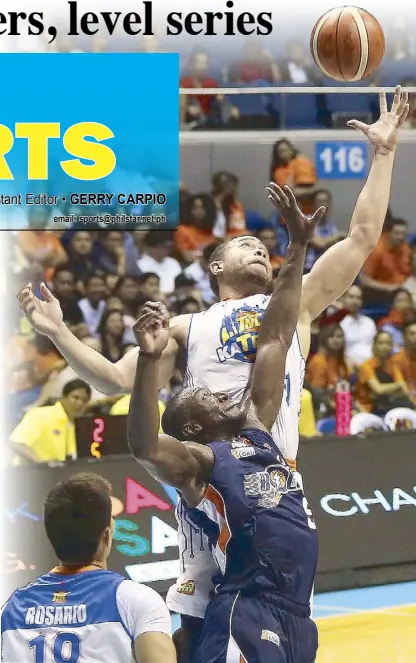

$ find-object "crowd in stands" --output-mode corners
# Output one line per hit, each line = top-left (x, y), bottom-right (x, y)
(6, 130), (416, 464)
(16, 25), (416, 130)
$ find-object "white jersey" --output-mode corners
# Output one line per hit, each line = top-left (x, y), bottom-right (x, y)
(1, 569), (171, 662)
(166, 294), (306, 618)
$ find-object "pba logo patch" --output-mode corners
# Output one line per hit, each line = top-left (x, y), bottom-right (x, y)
(216, 305), (265, 363)
(231, 438), (256, 459)
(52, 592), (69, 603)
(177, 580), (196, 596)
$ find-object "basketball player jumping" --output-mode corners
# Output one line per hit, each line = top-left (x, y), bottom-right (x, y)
(1, 473), (176, 663)
(18, 87), (409, 656)
(127, 200), (318, 663)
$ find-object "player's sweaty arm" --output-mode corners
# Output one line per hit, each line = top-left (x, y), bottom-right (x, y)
(127, 304), (212, 506)
(300, 86), (409, 323)
(251, 187), (318, 431)
(17, 283), (185, 394)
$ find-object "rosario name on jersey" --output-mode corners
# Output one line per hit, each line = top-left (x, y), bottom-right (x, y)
(1, 569), (171, 663)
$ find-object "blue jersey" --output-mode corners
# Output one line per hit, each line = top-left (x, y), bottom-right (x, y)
(1, 569), (171, 663)
(183, 428), (319, 617)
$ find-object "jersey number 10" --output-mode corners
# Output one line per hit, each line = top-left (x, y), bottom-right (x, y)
(29, 633), (80, 663)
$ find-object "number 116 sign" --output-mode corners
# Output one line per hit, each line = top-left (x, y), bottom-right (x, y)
(315, 141), (368, 179)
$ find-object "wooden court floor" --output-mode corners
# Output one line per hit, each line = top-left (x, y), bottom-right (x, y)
(314, 583), (416, 663)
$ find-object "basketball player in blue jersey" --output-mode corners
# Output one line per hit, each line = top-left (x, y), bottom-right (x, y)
(1, 473), (176, 663)
(127, 199), (319, 663)
(18, 87), (409, 658)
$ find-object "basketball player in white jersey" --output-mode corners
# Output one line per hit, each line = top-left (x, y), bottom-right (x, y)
(18, 88), (409, 657)
(1, 472), (176, 663)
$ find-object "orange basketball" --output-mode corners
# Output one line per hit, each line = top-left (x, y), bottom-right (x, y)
(311, 6), (385, 82)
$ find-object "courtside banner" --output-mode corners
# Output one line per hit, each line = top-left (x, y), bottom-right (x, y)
(0, 52), (179, 229)
(2, 432), (416, 601)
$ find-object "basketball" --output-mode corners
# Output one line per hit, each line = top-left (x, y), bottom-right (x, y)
(311, 6), (385, 82)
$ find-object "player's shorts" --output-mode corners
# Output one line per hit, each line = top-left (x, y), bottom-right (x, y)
(194, 591), (318, 663)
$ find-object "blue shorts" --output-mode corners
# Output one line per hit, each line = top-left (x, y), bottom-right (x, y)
(195, 592), (318, 663)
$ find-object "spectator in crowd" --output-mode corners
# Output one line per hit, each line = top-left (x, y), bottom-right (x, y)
(52, 267), (84, 327)
(378, 288), (415, 352)
(184, 242), (218, 304)
(211, 171), (247, 238)
(305, 190), (345, 270)
(176, 296), (203, 315)
(306, 323), (352, 416)
(138, 272), (163, 301)
(280, 40), (321, 84)
(116, 276), (141, 318)
(8, 334), (66, 418)
(98, 310), (135, 363)
(356, 331), (412, 415)
(298, 388), (319, 438)
(137, 231), (182, 293)
(269, 140), (317, 213)
(229, 37), (281, 84)
(105, 295), (136, 330)
(27, 337), (107, 409)
(65, 231), (99, 287)
(392, 320), (416, 403)
(10, 379), (91, 464)
(169, 274), (204, 312)
(402, 245), (416, 303)
(361, 218), (412, 292)
(256, 227), (283, 269)
(17, 208), (67, 282)
(97, 231), (139, 277)
(180, 49), (219, 127)
(176, 193), (217, 263)
(340, 284), (377, 366)
(78, 275), (107, 337)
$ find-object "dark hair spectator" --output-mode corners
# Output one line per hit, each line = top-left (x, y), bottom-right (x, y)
(52, 266), (84, 326)
(211, 172), (247, 239)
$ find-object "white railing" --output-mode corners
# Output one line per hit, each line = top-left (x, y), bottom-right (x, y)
(180, 86), (416, 94)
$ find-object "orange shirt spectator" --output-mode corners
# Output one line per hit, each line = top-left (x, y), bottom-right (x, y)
(8, 334), (64, 393)
(306, 324), (351, 389)
(362, 220), (411, 290)
(176, 194), (216, 263)
(356, 331), (407, 412)
(17, 230), (67, 282)
(392, 320), (416, 401)
(270, 139), (316, 214)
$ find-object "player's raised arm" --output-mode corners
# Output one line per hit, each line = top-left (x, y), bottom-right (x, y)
(299, 86), (409, 327)
(127, 303), (213, 506)
(17, 282), (179, 394)
(250, 186), (323, 430)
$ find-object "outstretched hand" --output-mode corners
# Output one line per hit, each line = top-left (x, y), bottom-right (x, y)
(17, 282), (63, 337)
(347, 86), (409, 153)
(265, 183), (325, 245)
(133, 302), (170, 356)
